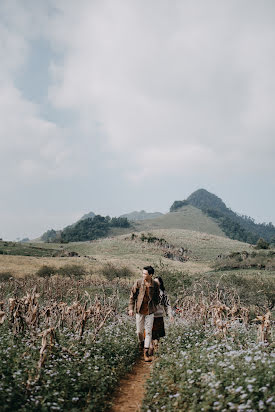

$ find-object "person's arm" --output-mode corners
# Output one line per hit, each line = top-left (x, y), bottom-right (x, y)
(128, 281), (139, 315)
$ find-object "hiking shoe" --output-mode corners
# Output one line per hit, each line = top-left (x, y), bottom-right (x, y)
(144, 349), (152, 362)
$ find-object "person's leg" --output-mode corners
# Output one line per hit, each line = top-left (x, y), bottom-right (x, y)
(144, 313), (154, 349)
(136, 314), (145, 348)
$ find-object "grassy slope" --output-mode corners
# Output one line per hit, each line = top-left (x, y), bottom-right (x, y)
(0, 206), (254, 278)
(133, 205), (225, 237)
(0, 241), (59, 257)
(0, 229), (251, 278)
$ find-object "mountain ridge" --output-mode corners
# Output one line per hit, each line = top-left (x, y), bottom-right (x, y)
(39, 188), (274, 244)
(170, 189), (275, 244)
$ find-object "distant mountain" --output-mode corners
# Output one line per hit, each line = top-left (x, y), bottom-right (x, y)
(170, 189), (275, 244)
(120, 210), (163, 221)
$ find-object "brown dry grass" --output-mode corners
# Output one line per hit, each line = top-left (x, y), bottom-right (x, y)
(1, 228), (251, 279)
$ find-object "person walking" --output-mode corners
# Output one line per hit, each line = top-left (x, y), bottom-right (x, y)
(149, 276), (173, 356)
(128, 266), (159, 362)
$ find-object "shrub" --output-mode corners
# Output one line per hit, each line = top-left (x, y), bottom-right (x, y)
(154, 265), (192, 298)
(36, 265), (57, 278)
(256, 238), (270, 250)
(0, 272), (13, 282)
(57, 264), (87, 278)
(101, 263), (133, 281)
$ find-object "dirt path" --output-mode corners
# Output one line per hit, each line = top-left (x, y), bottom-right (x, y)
(109, 357), (152, 412)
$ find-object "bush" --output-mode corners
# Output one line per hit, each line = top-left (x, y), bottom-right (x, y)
(0, 272), (13, 282)
(101, 263), (133, 281)
(256, 238), (270, 250)
(151, 266), (192, 304)
(36, 265), (57, 278)
(57, 264), (87, 278)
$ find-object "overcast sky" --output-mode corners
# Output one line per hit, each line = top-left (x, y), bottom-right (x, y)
(0, 0), (275, 240)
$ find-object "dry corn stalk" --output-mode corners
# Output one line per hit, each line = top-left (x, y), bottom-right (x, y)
(253, 311), (271, 343)
(37, 327), (56, 369)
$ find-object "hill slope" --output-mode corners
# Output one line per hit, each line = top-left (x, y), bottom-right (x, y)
(170, 189), (275, 244)
(133, 205), (225, 237)
(120, 210), (163, 221)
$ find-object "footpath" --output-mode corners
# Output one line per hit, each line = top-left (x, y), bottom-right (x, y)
(109, 357), (152, 412)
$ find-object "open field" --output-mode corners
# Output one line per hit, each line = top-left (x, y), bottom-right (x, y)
(0, 229), (274, 411)
(0, 267), (274, 411)
(0, 229), (253, 278)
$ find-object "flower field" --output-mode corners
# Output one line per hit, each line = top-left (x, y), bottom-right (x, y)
(0, 264), (274, 411)
(142, 321), (275, 412)
(0, 280), (139, 411)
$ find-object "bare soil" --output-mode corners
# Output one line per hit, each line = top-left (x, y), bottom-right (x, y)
(109, 358), (152, 412)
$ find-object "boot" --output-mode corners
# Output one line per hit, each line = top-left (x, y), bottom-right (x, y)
(144, 348), (152, 362)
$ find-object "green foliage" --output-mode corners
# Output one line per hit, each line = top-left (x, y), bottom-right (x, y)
(36, 264), (87, 279)
(0, 241), (60, 257)
(256, 238), (270, 250)
(205, 210), (259, 244)
(60, 215), (131, 242)
(142, 323), (275, 412)
(61, 215), (110, 242)
(0, 272), (14, 282)
(41, 229), (58, 242)
(0, 320), (139, 411)
(36, 265), (57, 278)
(169, 189), (275, 244)
(57, 264), (87, 278)
(154, 263), (192, 299)
(213, 250), (275, 271)
(170, 200), (189, 212)
(101, 263), (134, 281)
(110, 217), (130, 228)
(139, 233), (169, 246)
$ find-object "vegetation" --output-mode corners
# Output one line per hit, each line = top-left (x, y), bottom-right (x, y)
(256, 238), (270, 250)
(142, 323), (275, 412)
(101, 262), (134, 281)
(213, 250), (275, 272)
(170, 189), (275, 244)
(36, 264), (88, 279)
(1, 216), (275, 411)
(142, 260), (275, 411)
(0, 287), (138, 411)
(0, 272), (14, 282)
(0, 241), (60, 257)
(60, 215), (130, 242)
(120, 210), (163, 221)
(41, 229), (59, 243)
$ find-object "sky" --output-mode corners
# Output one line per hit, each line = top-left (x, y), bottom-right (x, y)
(0, 0), (275, 240)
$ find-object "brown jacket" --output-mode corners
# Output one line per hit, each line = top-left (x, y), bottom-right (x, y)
(129, 279), (160, 314)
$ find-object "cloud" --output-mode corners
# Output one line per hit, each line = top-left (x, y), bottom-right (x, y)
(0, 1), (80, 186)
(1, 0), (275, 239)
(48, 0), (275, 181)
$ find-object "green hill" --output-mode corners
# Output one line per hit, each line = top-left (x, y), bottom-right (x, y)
(170, 189), (275, 244)
(133, 205), (225, 237)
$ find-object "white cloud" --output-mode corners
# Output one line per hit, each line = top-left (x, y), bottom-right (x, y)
(0, 1), (78, 185)
(47, 0), (275, 180)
